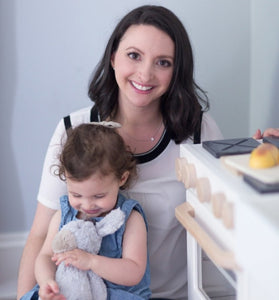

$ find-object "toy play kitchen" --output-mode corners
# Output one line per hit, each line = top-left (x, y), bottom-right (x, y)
(175, 137), (279, 300)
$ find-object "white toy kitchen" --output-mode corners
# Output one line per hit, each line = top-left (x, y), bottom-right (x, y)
(175, 138), (279, 300)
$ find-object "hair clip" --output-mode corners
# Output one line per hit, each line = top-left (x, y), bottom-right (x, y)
(90, 121), (122, 128)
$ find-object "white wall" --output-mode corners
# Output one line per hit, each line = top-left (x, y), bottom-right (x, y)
(2, 0), (275, 234)
(250, 0), (279, 132)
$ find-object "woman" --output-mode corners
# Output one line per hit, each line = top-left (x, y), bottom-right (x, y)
(17, 5), (279, 300)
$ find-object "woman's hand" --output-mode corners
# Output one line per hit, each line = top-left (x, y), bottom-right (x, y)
(52, 249), (93, 271)
(38, 280), (65, 300)
(253, 128), (279, 139)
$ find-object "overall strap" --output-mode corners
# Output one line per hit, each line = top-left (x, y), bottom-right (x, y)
(193, 111), (203, 144)
(63, 106), (99, 136)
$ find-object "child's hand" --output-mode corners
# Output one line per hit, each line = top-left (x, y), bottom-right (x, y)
(52, 249), (94, 271)
(38, 280), (66, 300)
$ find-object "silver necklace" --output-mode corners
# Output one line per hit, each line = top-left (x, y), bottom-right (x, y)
(121, 121), (164, 143)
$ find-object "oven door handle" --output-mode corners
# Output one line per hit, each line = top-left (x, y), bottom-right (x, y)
(175, 202), (239, 271)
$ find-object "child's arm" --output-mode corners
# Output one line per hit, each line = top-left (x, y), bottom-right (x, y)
(35, 210), (65, 299)
(92, 209), (147, 285)
(54, 210), (147, 286)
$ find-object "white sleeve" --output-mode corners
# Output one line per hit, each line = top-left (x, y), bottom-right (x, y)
(37, 118), (68, 210)
(200, 112), (224, 141)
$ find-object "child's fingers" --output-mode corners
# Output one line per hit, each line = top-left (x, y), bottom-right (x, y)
(48, 280), (60, 294)
(52, 252), (75, 266)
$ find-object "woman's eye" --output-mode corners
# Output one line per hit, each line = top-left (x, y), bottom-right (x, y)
(128, 52), (140, 60)
(158, 59), (172, 67)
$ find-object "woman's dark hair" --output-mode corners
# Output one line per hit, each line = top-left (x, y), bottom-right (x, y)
(57, 124), (137, 190)
(88, 5), (209, 143)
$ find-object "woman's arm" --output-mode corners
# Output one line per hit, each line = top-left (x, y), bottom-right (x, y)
(35, 211), (66, 300)
(17, 203), (57, 299)
(54, 210), (148, 286)
(35, 210), (61, 286)
(17, 119), (67, 299)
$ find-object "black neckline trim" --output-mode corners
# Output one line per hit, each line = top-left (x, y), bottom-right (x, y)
(90, 106), (172, 164)
(134, 129), (171, 164)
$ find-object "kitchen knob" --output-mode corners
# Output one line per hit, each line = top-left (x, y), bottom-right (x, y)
(182, 163), (197, 188)
(175, 157), (188, 182)
(211, 193), (226, 218)
(196, 177), (211, 202)
(222, 201), (234, 229)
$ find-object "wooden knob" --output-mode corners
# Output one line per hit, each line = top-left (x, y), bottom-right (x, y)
(175, 157), (188, 181)
(222, 201), (234, 229)
(182, 163), (197, 188)
(211, 193), (226, 218)
(196, 177), (211, 203)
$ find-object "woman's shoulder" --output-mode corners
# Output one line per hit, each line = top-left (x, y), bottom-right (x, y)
(67, 105), (93, 126)
(42, 106), (94, 158)
(52, 106), (93, 136)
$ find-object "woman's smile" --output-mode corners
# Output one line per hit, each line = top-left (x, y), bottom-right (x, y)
(130, 80), (154, 93)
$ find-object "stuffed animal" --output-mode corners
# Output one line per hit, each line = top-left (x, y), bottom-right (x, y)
(52, 207), (125, 300)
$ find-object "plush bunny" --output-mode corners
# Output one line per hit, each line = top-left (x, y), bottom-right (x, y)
(52, 208), (125, 300)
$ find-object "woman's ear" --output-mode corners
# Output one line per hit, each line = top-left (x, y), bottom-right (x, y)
(119, 171), (129, 187)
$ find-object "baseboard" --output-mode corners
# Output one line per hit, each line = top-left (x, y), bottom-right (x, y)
(0, 231), (28, 248)
(0, 231), (28, 300)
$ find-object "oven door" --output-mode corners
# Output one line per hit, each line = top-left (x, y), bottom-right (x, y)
(176, 192), (237, 300)
(187, 233), (236, 300)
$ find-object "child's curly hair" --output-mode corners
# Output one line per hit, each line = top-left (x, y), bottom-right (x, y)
(57, 123), (137, 189)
